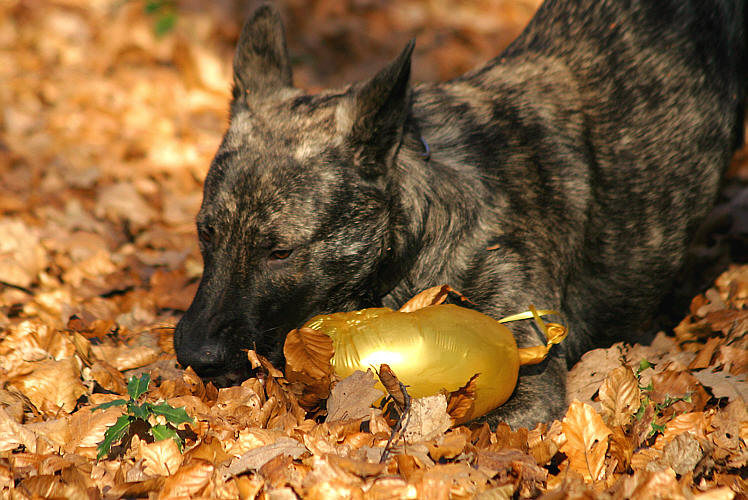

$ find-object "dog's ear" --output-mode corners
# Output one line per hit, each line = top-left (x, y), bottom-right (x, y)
(343, 40), (415, 177)
(232, 5), (293, 101)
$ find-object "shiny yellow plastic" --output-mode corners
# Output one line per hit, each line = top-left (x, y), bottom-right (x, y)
(303, 304), (521, 419)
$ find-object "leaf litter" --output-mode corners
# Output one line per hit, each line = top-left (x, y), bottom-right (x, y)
(1, 0), (747, 498)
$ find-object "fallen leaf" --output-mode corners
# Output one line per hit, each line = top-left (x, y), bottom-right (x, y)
(661, 432), (702, 475)
(428, 431), (467, 461)
(398, 285), (458, 312)
(10, 357), (86, 414)
(326, 370), (382, 422)
(221, 438), (308, 479)
(688, 336), (722, 369)
(400, 395), (452, 444)
(560, 400), (612, 483)
(139, 437), (183, 476)
(158, 459), (214, 499)
(0, 406), (37, 453)
(446, 373), (479, 425)
(692, 369), (747, 402)
(598, 365), (641, 426)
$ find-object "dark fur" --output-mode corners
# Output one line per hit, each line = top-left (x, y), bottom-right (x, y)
(174, 0), (748, 428)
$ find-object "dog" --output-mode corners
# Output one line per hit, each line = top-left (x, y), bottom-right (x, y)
(174, 0), (747, 428)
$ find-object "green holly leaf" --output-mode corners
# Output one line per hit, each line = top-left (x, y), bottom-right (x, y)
(149, 402), (193, 426)
(91, 399), (128, 412)
(97, 414), (133, 460)
(130, 402), (151, 421)
(128, 373), (150, 400)
(151, 423), (178, 442)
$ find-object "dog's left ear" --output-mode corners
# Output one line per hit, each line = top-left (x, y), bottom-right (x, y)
(232, 5), (293, 102)
(343, 40), (415, 177)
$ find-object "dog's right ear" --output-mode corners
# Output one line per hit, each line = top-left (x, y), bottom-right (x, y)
(232, 5), (293, 102)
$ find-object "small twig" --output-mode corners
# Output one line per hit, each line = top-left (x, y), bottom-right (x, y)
(0, 280), (33, 295)
(379, 381), (411, 464)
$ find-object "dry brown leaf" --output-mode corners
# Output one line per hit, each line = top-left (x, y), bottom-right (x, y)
(106, 478), (166, 499)
(428, 431), (467, 461)
(599, 365), (641, 426)
(398, 285), (460, 312)
(560, 400), (612, 483)
(138, 437), (184, 476)
(714, 344), (748, 375)
(688, 336), (723, 369)
(655, 411), (710, 449)
(693, 487), (738, 500)
(401, 395), (452, 444)
(186, 436), (232, 465)
(87, 361), (128, 394)
(91, 343), (159, 371)
(222, 438), (308, 479)
(661, 432), (702, 475)
(607, 425), (635, 474)
(377, 363), (407, 409)
(0, 406), (37, 453)
(17, 474), (90, 500)
(9, 357), (86, 414)
(616, 468), (681, 500)
(326, 369), (383, 422)
(326, 454), (387, 478)
(693, 369), (748, 402)
(283, 327), (334, 408)
(158, 459), (214, 499)
(284, 327), (334, 380)
(446, 373), (479, 425)
(225, 428), (288, 458)
(493, 422), (529, 451)
(25, 417), (73, 455)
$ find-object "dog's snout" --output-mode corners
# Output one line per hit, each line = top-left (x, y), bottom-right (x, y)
(176, 342), (226, 376)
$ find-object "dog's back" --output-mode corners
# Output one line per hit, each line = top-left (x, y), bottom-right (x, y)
(391, 0), (748, 359)
(174, 0), (747, 428)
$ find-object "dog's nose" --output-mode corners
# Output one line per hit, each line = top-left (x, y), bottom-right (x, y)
(176, 343), (226, 376)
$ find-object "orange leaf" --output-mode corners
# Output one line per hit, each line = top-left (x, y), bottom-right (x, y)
(158, 459), (214, 499)
(446, 373), (479, 425)
(598, 365), (641, 426)
(397, 285), (464, 312)
(560, 400), (612, 483)
(284, 327), (333, 381)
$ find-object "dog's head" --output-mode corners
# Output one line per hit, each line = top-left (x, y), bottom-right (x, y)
(174, 6), (416, 382)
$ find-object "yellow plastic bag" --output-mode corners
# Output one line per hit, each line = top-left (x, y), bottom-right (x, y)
(302, 299), (566, 420)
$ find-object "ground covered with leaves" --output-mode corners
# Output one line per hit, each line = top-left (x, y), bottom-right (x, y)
(0, 1), (747, 499)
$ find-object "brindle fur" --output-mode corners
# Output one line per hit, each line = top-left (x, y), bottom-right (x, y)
(174, 0), (747, 428)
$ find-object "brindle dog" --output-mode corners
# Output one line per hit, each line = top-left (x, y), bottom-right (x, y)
(174, 0), (747, 428)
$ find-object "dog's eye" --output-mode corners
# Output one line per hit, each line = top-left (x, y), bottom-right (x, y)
(269, 249), (293, 261)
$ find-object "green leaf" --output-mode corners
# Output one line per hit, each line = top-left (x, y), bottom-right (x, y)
(154, 13), (176, 37)
(91, 399), (128, 412)
(130, 402), (151, 421)
(151, 424), (185, 452)
(144, 1), (162, 14)
(151, 424), (178, 442)
(97, 414), (133, 460)
(128, 373), (150, 400)
(649, 421), (665, 437)
(149, 402), (194, 425)
(637, 359), (654, 375)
